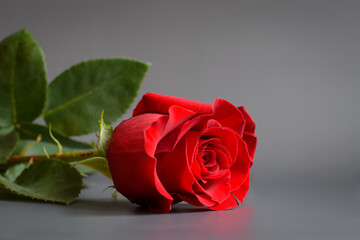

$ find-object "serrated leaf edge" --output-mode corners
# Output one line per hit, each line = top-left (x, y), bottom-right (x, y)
(0, 29), (48, 125)
(42, 58), (150, 118)
(0, 159), (82, 205)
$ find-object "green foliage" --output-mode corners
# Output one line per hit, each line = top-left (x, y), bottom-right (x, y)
(4, 163), (27, 181)
(0, 125), (15, 135)
(18, 124), (92, 150)
(0, 29), (148, 205)
(0, 159), (82, 204)
(0, 131), (18, 164)
(43, 58), (149, 136)
(14, 140), (83, 156)
(0, 29), (47, 127)
(73, 164), (95, 175)
(73, 157), (112, 179)
(96, 111), (113, 155)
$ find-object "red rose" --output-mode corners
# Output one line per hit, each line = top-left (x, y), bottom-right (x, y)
(106, 93), (257, 213)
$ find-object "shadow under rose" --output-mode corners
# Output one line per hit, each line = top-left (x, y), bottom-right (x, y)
(65, 198), (143, 216)
(65, 199), (253, 239)
(0, 188), (247, 217)
(0, 179), (214, 216)
(65, 198), (213, 216)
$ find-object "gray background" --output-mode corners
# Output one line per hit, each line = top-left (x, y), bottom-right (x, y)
(1, 0), (359, 239)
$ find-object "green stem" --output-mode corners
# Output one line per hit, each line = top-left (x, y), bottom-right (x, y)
(6, 150), (102, 165)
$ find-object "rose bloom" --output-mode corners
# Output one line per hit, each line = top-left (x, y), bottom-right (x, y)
(106, 93), (257, 212)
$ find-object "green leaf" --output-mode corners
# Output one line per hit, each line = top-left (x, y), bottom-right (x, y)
(0, 125), (14, 135)
(42, 58), (149, 136)
(0, 159), (82, 204)
(73, 164), (95, 175)
(12, 140), (74, 156)
(96, 111), (113, 155)
(4, 163), (27, 181)
(17, 124), (92, 150)
(0, 29), (47, 127)
(73, 157), (111, 179)
(12, 139), (29, 155)
(25, 141), (59, 155)
(0, 131), (18, 163)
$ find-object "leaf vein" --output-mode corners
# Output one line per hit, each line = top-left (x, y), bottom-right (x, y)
(42, 79), (112, 117)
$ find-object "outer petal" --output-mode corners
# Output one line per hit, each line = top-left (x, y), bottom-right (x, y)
(155, 105), (196, 153)
(193, 171), (231, 204)
(233, 175), (250, 203)
(229, 136), (252, 192)
(156, 130), (215, 207)
(212, 99), (245, 135)
(238, 106), (257, 163)
(243, 133), (257, 164)
(133, 92), (212, 116)
(237, 106), (255, 134)
(209, 195), (239, 211)
(107, 103), (197, 212)
(156, 137), (195, 195)
(107, 113), (173, 212)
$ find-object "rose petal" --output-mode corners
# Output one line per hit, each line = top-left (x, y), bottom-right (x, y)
(229, 137), (252, 192)
(156, 136), (195, 195)
(180, 189), (214, 207)
(233, 175), (250, 203)
(156, 105), (197, 153)
(238, 106), (255, 134)
(237, 106), (257, 163)
(107, 114), (173, 212)
(187, 131), (202, 181)
(143, 115), (168, 156)
(172, 131), (213, 207)
(207, 145), (230, 170)
(193, 171), (231, 204)
(212, 99), (246, 135)
(206, 119), (222, 128)
(156, 130), (220, 208)
(209, 195), (239, 211)
(203, 149), (217, 168)
(197, 138), (231, 173)
(175, 114), (211, 145)
(243, 132), (257, 164)
(202, 126), (239, 166)
(133, 93), (212, 116)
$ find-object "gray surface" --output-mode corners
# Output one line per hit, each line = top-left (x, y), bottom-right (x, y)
(1, 173), (359, 240)
(1, 0), (360, 239)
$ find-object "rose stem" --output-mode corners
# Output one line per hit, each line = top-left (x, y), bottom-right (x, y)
(6, 150), (102, 165)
